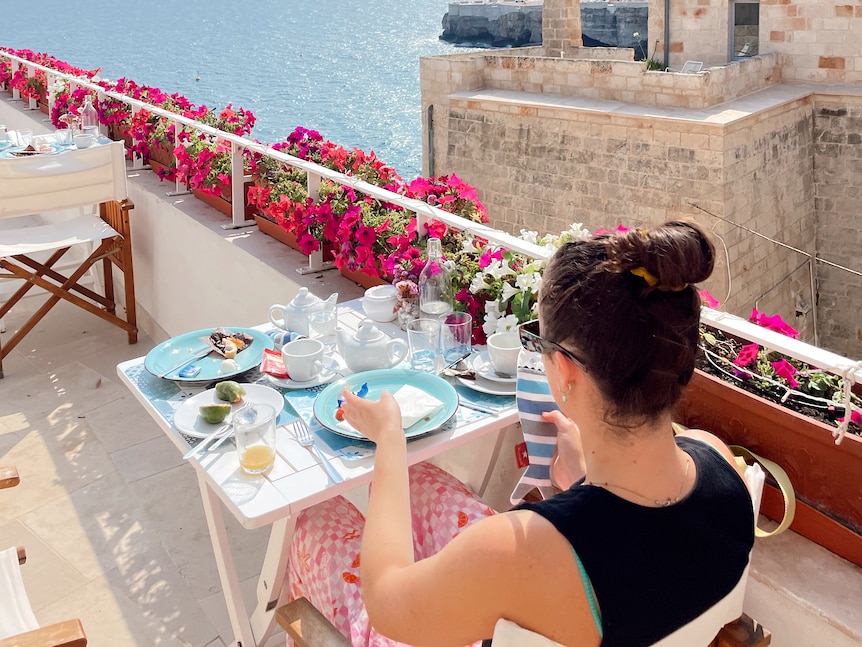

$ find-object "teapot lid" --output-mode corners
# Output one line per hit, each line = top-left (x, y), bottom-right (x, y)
(354, 319), (384, 341)
(289, 287), (320, 308)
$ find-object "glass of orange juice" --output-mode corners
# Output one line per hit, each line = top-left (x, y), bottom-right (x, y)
(235, 403), (277, 475)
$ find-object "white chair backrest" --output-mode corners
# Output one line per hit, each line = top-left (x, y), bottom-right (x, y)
(0, 142), (127, 220)
(681, 60), (704, 73)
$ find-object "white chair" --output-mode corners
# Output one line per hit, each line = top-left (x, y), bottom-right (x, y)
(1, 467), (87, 646)
(0, 142), (137, 378)
(736, 43), (752, 57)
(666, 60), (704, 74)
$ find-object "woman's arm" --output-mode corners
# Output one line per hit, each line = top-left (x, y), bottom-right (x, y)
(340, 390), (600, 647)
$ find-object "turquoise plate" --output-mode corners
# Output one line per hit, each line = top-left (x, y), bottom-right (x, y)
(144, 327), (273, 382)
(313, 369), (458, 440)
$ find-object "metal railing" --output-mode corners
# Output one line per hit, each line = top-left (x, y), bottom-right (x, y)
(0, 51), (553, 277)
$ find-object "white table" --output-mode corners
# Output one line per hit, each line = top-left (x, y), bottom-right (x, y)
(117, 301), (519, 647)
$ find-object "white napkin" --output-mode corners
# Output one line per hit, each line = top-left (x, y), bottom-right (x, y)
(336, 384), (444, 434)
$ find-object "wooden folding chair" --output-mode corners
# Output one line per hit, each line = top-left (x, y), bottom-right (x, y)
(0, 142), (137, 378)
(0, 466), (87, 646)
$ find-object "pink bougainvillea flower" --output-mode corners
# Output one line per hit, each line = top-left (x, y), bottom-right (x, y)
(699, 289), (720, 309)
(838, 410), (862, 426)
(734, 343), (760, 368)
(770, 358), (799, 388)
(749, 309), (800, 338)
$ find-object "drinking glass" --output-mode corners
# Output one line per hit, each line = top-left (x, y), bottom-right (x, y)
(407, 318), (441, 373)
(234, 403), (277, 475)
(307, 303), (338, 348)
(439, 312), (472, 363)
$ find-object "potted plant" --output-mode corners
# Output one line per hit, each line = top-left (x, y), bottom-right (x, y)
(676, 304), (862, 567)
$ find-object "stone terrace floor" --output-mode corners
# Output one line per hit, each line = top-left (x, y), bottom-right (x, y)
(0, 296), (286, 647)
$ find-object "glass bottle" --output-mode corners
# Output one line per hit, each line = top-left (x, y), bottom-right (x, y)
(418, 237), (453, 317)
(81, 96), (99, 138)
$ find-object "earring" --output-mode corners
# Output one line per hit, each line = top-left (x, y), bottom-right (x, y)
(561, 383), (571, 404)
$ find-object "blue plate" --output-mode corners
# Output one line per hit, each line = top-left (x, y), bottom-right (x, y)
(144, 327), (273, 382)
(313, 369), (458, 440)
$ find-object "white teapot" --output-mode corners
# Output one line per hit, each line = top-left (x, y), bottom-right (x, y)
(269, 288), (338, 337)
(335, 320), (409, 372)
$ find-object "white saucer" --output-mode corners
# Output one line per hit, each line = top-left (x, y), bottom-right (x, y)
(456, 374), (516, 397)
(266, 355), (345, 389)
(468, 351), (516, 383)
(173, 383), (285, 438)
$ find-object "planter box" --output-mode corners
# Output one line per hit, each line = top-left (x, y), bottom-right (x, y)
(38, 99), (48, 115)
(253, 214), (336, 260)
(192, 181), (255, 220)
(676, 368), (862, 567)
(339, 266), (388, 290)
(147, 140), (174, 176)
(107, 122), (133, 149)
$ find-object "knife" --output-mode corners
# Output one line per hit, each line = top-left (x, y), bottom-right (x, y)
(157, 347), (213, 379)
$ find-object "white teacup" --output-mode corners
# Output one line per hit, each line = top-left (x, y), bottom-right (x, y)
(361, 284), (398, 322)
(486, 331), (521, 377)
(73, 133), (95, 149)
(282, 337), (325, 382)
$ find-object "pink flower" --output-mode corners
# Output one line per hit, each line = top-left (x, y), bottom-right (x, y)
(770, 359), (799, 388)
(699, 289), (720, 309)
(734, 343), (760, 368)
(838, 410), (862, 426)
(749, 309), (800, 338)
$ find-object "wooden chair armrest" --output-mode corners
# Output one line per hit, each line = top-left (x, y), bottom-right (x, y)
(0, 619), (87, 647)
(710, 613), (771, 647)
(275, 597), (351, 647)
(1, 466), (20, 489)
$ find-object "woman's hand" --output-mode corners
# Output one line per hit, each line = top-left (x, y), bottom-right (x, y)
(341, 388), (404, 446)
(543, 410), (586, 490)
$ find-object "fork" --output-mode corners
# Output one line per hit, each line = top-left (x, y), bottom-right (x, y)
(291, 418), (343, 483)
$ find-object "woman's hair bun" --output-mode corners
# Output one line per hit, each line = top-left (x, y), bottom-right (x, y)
(604, 221), (715, 291)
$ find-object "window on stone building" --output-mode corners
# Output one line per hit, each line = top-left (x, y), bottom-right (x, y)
(731, 0), (759, 59)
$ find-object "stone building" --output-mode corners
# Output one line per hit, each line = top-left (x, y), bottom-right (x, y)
(420, 0), (862, 358)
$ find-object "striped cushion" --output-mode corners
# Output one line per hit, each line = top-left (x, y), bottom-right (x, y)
(510, 349), (560, 504)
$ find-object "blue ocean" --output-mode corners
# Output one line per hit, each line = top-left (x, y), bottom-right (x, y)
(0, 0), (476, 179)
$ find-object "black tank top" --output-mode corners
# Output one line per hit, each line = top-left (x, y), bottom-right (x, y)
(513, 437), (754, 647)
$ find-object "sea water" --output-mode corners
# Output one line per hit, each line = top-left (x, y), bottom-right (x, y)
(0, 0), (478, 179)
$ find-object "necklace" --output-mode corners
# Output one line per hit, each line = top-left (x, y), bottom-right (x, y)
(582, 455), (691, 507)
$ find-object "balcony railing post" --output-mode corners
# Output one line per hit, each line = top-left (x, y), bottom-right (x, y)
(129, 107), (147, 171)
(165, 118), (190, 198)
(26, 63), (36, 110)
(296, 170), (335, 275)
(223, 141), (255, 230)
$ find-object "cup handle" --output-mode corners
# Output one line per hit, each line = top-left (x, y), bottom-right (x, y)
(387, 339), (409, 366)
(269, 304), (286, 329)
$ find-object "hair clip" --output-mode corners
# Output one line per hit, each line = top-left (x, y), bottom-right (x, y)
(630, 267), (658, 287)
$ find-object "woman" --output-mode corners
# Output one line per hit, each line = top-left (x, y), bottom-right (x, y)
(289, 221), (755, 647)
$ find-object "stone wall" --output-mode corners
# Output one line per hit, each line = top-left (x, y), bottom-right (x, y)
(812, 94), (862, 353)
(649, 0), (862, 83)
(421, 50), (780, 111)
(718, 99), (817, 344)
(763, 0), (862, 84)
(437, 91), (822, 338)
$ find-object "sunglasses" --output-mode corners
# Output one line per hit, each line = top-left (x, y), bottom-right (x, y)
(518, 319), (588, 373)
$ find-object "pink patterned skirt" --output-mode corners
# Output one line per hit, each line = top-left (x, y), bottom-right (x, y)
(286, 462), (495, 646)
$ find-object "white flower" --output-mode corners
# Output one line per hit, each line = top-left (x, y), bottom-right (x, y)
(495, 314), (520, 333)
(470, 272), (493, 294)
(516, 271), (542, 294)
(519, 229), (539, 245)
(482, 300), (504, 337)
(500, 282), (521, 303)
